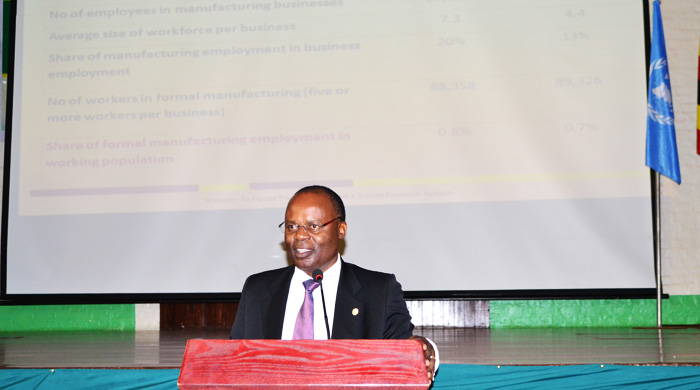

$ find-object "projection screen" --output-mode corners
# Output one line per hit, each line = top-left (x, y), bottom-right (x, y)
(2, 0), (654, 299)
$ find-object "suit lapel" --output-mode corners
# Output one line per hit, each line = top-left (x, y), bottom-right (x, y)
(331, 261), (365, 339)
(261, 266), (294, 339)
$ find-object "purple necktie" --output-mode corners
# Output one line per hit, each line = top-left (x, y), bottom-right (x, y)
(293, 279), (320, 340)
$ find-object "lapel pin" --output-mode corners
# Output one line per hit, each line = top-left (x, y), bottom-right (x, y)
(352, 308), (359, 316)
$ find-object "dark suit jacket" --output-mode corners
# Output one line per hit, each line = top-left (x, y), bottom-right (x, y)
(230, 260), (414, 339)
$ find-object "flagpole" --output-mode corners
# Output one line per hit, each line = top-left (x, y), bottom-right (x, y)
(655, 171), (662, 328)
(646, 0), (680, 327)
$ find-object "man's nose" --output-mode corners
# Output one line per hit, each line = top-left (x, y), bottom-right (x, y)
(294, 226), (310, 239)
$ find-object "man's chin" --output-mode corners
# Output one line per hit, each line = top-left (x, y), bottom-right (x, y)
(294, 256), (337, 275)
(293, 258), (316, 273)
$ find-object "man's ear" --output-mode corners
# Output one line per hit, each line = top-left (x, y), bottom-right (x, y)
(338, 221), (347, 239)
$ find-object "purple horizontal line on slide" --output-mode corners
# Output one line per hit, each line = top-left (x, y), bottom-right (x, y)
(250, 180), (354, 190)
(30, 185), (199, 197)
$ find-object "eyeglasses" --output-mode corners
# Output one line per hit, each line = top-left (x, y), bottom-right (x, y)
(279, 217), (342, 234)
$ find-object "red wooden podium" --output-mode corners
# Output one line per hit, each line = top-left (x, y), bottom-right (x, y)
(178, 339), (430, 390)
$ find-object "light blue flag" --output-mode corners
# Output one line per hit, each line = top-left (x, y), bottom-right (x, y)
(646, 0), (680, 184)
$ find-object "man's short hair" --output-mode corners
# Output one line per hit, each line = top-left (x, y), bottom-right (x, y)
(293, 185), (346, 222)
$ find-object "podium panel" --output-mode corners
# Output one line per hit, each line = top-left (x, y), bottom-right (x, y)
(178, 339), (429, 390)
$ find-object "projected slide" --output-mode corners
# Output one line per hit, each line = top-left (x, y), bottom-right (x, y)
(5, 0), (654, 295)
(18, 0), (647, 216)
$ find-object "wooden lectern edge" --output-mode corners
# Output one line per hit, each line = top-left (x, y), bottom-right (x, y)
(178, 339), (430, 390)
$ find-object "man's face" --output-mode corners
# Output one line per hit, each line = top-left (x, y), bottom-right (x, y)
(284, 192), (347, 276)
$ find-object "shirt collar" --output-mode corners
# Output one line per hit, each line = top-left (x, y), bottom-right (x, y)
(292, 253), (341, 284)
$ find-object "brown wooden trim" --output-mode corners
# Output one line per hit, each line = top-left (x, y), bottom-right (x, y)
(160, 302), (238, 330)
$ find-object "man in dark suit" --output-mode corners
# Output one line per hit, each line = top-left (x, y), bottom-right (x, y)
(230, 185), (436, 380)
(230, 259), (414, 340)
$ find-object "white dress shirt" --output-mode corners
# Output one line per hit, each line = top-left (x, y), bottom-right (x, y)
(281, 256), (341, 340)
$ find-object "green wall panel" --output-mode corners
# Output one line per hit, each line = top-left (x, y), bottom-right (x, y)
(1, 296), (697, 331)
(664, 295), (700, 325)
(0, 304), (135, 332)
(490, 295), (700, 328)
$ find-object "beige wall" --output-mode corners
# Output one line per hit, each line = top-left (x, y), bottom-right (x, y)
(658, 0), (700, 295)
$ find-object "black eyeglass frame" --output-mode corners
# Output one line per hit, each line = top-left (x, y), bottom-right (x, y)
(278, 216), (342, 234)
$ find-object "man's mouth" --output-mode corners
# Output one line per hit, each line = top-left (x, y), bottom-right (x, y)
(294, 248), (313, 258)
